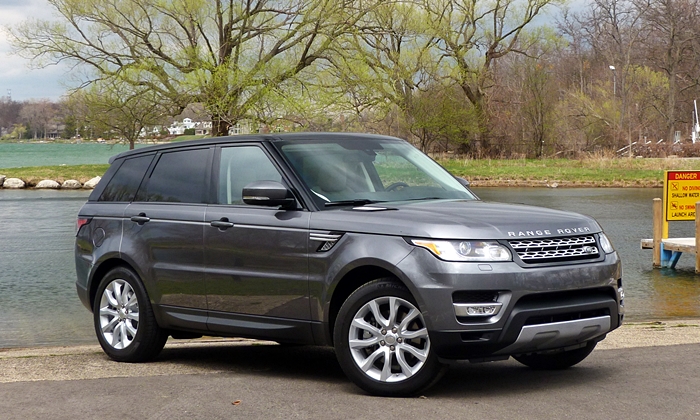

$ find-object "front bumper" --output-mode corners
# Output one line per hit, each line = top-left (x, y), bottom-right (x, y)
(396, 248), (623, 360)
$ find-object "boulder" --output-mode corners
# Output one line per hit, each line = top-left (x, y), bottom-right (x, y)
(62, 179), (82, 189)
(3, 178), (26, 189)
(36, 179), (61, 189)
(83, 176), (102, 189)
(0, 175), (5, 186)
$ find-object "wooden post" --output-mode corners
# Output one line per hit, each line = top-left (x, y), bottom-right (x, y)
(653, 198), (662, 267)
(696, 201), (700, 273)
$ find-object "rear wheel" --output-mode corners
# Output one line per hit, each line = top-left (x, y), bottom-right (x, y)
(334, 279), (445, 396)
(513, 341), (597, 370)
(93, 266), (167, 362)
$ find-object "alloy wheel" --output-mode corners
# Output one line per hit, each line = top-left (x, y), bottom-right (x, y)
(348, 296), (431, 382)
(98, 279), (140, 349)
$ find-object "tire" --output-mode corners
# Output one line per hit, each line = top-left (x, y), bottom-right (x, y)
(333, 279), (445, 397)
(513, 341), (597, 370)
(93, 266), (168, 362)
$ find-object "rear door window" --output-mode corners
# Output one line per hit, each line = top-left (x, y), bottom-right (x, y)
(98, 155), (154, 202)
(136, 148), (210, 203)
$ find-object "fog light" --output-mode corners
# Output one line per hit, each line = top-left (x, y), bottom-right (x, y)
(469, 306), (496, 315)
(454, 302), (502, 317)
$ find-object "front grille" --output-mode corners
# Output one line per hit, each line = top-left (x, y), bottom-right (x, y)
(509, 235), (599, 264)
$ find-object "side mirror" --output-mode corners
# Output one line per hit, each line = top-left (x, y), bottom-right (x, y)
(455, 177), (470, 188)
(242, 181), (296, 209)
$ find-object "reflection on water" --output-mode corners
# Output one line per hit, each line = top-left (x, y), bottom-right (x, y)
(644, 268), (700, 319)
(1, 188), (699, 349)
(0, 190), (95, 348)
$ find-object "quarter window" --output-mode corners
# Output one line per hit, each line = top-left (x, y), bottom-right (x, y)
(136, 148), (209, 203)
(98, 155), (153, 202)
(218, 146), (283, 205)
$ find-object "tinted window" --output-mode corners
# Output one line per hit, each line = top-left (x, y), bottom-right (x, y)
(136, 148), (209, 203)
(98, 155), (153, 202)
(218, 146), (282, 204)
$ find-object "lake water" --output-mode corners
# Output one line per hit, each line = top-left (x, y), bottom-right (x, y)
(0, 143), (148, 168)
(1, 187), (698, 349)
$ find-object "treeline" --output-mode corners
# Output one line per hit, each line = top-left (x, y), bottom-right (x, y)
(5, 0), (700, 157)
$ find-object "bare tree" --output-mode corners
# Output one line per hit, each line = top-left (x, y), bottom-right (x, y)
(0, 99), (22, 136)
(71, 81), (169, 149)
(19, 100), (55, 139)
(639, 0), (700, 144)
(422, 0), (559, 153)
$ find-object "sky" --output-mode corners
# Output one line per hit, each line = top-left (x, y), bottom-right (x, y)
(0, 0), (68, 102)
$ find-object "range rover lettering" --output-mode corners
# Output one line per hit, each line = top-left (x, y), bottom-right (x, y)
(75, 133), (624, 396)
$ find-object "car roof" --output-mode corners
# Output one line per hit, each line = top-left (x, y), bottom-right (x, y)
(109, 132), (403, 163)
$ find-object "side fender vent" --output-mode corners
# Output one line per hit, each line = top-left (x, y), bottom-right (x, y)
(310, 232), (343, 252)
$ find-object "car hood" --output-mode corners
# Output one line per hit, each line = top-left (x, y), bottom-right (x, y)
(309, 199), (602, 240)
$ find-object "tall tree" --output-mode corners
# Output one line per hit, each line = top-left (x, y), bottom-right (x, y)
(327, 2), (440, 135)
(0, 99), (22, 135)
(639, 0), (700, 144)
(9, 0), (372, 136)
(579, 0), (648, 153)
(19, 100), (56, 139)
(423, 0), (559, 153)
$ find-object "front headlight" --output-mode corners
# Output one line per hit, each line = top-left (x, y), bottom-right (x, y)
(599, 233), (615, 254)
(411, 239), (512, 262)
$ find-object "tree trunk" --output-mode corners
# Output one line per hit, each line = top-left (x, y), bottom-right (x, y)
(460, 83), (490, 155)
(212, 118), (231, 137)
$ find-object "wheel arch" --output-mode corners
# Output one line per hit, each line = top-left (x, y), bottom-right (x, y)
(88, 257), (142, 313)
(326, 263), (416, 345)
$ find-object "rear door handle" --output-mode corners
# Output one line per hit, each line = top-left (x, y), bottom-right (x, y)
(210, 218), (234, 229)
(130, 213), (150, 225)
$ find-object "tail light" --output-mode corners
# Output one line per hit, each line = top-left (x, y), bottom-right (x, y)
(76, 217), (92, 234)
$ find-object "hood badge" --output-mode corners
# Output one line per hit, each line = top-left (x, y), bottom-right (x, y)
(507, 227), (591, 237)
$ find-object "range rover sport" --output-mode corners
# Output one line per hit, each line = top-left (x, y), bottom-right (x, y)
(75, 133), (624, 396)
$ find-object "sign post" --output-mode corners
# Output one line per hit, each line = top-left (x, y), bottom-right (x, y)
(664, 170), (700, 235)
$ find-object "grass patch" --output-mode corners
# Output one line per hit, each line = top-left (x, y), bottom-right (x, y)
(172, 135), (210, 142)
(1, 164), (109, 184)
(439, 157), (699, 186)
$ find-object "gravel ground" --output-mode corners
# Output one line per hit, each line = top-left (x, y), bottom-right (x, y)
(1, 319), (698, 383)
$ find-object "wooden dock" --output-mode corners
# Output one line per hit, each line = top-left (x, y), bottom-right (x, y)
(640, 198), (700, 272)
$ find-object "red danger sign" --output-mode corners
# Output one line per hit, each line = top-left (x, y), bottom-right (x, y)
(665, 171), (700, 221)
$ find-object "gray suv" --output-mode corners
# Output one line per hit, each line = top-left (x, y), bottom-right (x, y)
(75, 133), (623, 396)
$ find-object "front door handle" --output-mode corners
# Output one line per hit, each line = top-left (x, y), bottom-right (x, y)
(130, 213), (150, 225)
(210, 218), (234, 229)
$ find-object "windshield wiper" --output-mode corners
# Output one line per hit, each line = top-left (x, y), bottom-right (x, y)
(324, 199), (384, 207)
(403, 197), (445, 201)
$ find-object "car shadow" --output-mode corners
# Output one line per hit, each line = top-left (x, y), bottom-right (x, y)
(154, 341), (618, 397)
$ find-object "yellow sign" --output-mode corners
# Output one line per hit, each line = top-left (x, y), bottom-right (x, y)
(665, 170), (700, 221)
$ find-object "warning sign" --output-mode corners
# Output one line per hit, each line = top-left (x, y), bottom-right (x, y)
(665, 171), (700, 221)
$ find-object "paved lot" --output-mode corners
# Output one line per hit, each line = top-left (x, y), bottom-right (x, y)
(1, 321), (699, 419)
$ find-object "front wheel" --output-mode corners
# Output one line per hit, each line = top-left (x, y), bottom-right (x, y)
(334, 279), (445, 396)
(513, 341), (597, 370)
(93, 266), (168, 362)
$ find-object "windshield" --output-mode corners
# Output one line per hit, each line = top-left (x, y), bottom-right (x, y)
(275, 136), (477, 208)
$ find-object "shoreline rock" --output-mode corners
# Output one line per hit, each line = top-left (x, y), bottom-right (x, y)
(83, 176), (101, 189)
(2, 178), (25, 189)
(36, 180), (60, 189)
(61, 180), (82, 189)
